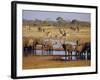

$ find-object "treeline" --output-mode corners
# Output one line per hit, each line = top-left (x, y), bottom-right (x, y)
(23, 17), (90, 27)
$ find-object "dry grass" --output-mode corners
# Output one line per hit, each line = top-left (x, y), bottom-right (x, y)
(22, 26), (91, 69)
(23, 26), (90, 43)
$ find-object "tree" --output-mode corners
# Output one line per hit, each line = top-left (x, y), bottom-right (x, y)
(42, 20), (50, 26)
(56, 17), (65, 27)
(34, 19), (42, 27)
(71, 19), (78, 24)
(70, 19), (79, 31)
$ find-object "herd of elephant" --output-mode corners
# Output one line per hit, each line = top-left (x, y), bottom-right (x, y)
(23, 37), (91, 60)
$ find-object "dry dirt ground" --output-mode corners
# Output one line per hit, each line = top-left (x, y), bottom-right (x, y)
(23, 55), (90, 69)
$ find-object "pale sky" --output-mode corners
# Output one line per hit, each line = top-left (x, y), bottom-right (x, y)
(23, 10), (90, 22)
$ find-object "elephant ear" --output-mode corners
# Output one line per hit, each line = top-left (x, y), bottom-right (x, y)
(62, 44), (66, 50)
(66, 44), (72, 51)
(76, 45), (84, 53)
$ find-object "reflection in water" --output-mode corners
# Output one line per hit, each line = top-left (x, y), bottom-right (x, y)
(23, 50), (91, 61)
